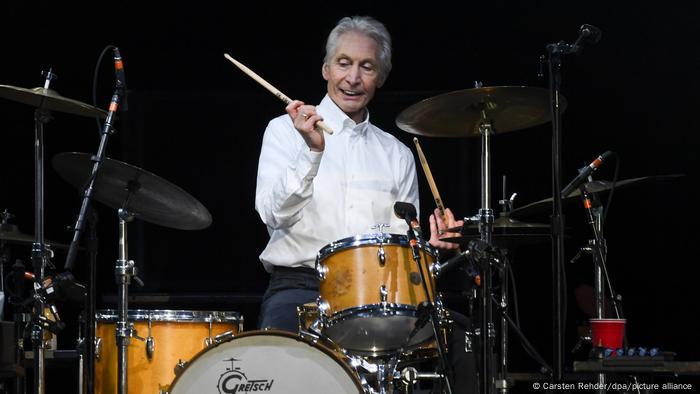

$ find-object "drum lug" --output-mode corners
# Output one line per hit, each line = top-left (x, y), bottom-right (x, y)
(146, 335), (155, 359)
(379, 285), (388, 307)
(205, 319), (214, 347)
(377, 246), (386, 266)
(94, 336), (102, 360)
(316, 263), (328, 280)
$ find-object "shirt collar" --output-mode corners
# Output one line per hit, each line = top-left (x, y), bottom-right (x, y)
(318, 94), (370, 136)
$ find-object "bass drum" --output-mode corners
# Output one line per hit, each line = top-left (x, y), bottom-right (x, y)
(166, 330), (364, 394)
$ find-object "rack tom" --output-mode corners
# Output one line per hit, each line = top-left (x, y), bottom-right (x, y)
(315, 233), (437, 354)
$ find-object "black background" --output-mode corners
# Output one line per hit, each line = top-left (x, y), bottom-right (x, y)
(1, 0), (698, 389)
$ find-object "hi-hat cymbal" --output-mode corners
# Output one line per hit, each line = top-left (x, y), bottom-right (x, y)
(510, 174), (685, 218)
(0, 223), (69, 250)
(52, 152), (212, 230)
(0, 84), (107, 118)
(442, 215), (550, 248)
(396, 86), (566, 137)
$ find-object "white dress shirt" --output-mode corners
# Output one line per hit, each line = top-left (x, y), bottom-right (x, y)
(255, 95), (419, 272)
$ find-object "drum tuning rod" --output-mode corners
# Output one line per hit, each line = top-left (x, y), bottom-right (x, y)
(413, 138), (447, 224)
(224, 53), (333, 135)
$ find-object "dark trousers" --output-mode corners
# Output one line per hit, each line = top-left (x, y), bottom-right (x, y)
(258, 266), (319, 331)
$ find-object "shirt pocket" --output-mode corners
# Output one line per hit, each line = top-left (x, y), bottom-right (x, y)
(347, 177), (398, 226)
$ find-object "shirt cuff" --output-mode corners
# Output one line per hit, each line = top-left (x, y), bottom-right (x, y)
(295, 147), (323, 179)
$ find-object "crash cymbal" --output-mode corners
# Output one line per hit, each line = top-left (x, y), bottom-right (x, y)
(0, 223), (69, 249)
(0, 84), (107, 118)
(510, 174), (685, 218)
(396, 86), (566, 137)
(52, 152), (212, 230)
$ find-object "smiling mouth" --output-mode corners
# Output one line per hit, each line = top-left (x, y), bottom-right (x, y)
(341, 89), (363, 97)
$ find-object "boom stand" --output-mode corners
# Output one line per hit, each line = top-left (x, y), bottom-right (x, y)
(578, 187), (623, 394)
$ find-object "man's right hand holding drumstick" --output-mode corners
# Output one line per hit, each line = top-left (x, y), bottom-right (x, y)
(286, 100), (325, 152)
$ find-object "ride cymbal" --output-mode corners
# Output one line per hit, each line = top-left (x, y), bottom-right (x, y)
(396, 86), (566, 137)
(52, 152), (212, 230)
(510, 174), (685, 218)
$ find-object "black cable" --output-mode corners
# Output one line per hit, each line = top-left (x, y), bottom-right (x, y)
(92, 45), (116, 137)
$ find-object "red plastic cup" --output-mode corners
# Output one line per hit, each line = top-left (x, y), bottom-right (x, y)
(590, 318), (626, 348)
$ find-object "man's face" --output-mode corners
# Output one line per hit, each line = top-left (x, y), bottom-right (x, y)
(323, 31), (381, 123)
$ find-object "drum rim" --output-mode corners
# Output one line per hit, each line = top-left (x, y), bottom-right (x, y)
(95, 309), (243, 322)
(166, 329), (364, 392)
(316, 232), (436, 261)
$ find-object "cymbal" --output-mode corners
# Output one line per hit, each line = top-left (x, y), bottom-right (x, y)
(0, 84), (107, 118)
(445, 215), (550, 233)
(442, 215), (550, 248)
(0, 223), (69, 249)
(52, 152), (212, 230)
(510, 174), (685, 218)
(396, 86), (565, 137)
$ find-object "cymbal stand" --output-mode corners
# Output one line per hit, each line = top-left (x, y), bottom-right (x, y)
(30, 69), (58, 394)
(475, 114), (496, 394)
(115, 206), (137, 394)
(496, 177), (512, 394)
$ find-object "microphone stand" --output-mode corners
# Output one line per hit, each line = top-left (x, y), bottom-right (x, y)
(63, 87), (119, 394)
(84, 208), (98, 394)
(405, 226), (454, 394)
(64, 90), (120, 272)
(578, 185), (623, 394)
(543, 24), (602, 383)
(543, 39), (573, 385)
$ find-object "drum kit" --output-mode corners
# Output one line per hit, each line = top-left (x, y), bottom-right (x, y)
(0, 63), (681, 394)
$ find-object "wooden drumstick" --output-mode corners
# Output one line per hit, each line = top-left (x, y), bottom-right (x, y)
(413, 137), (447, 223)
(224, 53), (333, 135)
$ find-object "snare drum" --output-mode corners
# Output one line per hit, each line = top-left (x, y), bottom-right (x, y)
(166, 330), (364, 394)
(95, 309), (243, 394)
(316, 233), (437, 354)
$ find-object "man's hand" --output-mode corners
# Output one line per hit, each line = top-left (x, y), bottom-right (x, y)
(286, 100), (325, 152)
(428, 207), (463, 251)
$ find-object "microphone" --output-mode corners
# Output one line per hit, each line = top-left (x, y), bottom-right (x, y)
(31, 272), (87, 305)
(572, 24), (602, 53)
(394, 201), (422, 237)
(113, 47), (128, 111)
(580, 24), (602, 44)
(561, 151), (613, 198)
(433, 239), (489, 278)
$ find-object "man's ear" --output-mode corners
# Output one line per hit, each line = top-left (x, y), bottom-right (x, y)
(322, 63), (330, 80)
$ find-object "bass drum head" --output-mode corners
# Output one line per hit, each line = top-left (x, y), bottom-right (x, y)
(169, 330), (363, 394)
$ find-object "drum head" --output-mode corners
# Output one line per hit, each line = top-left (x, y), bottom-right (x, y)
(169, 330), (363, 394)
